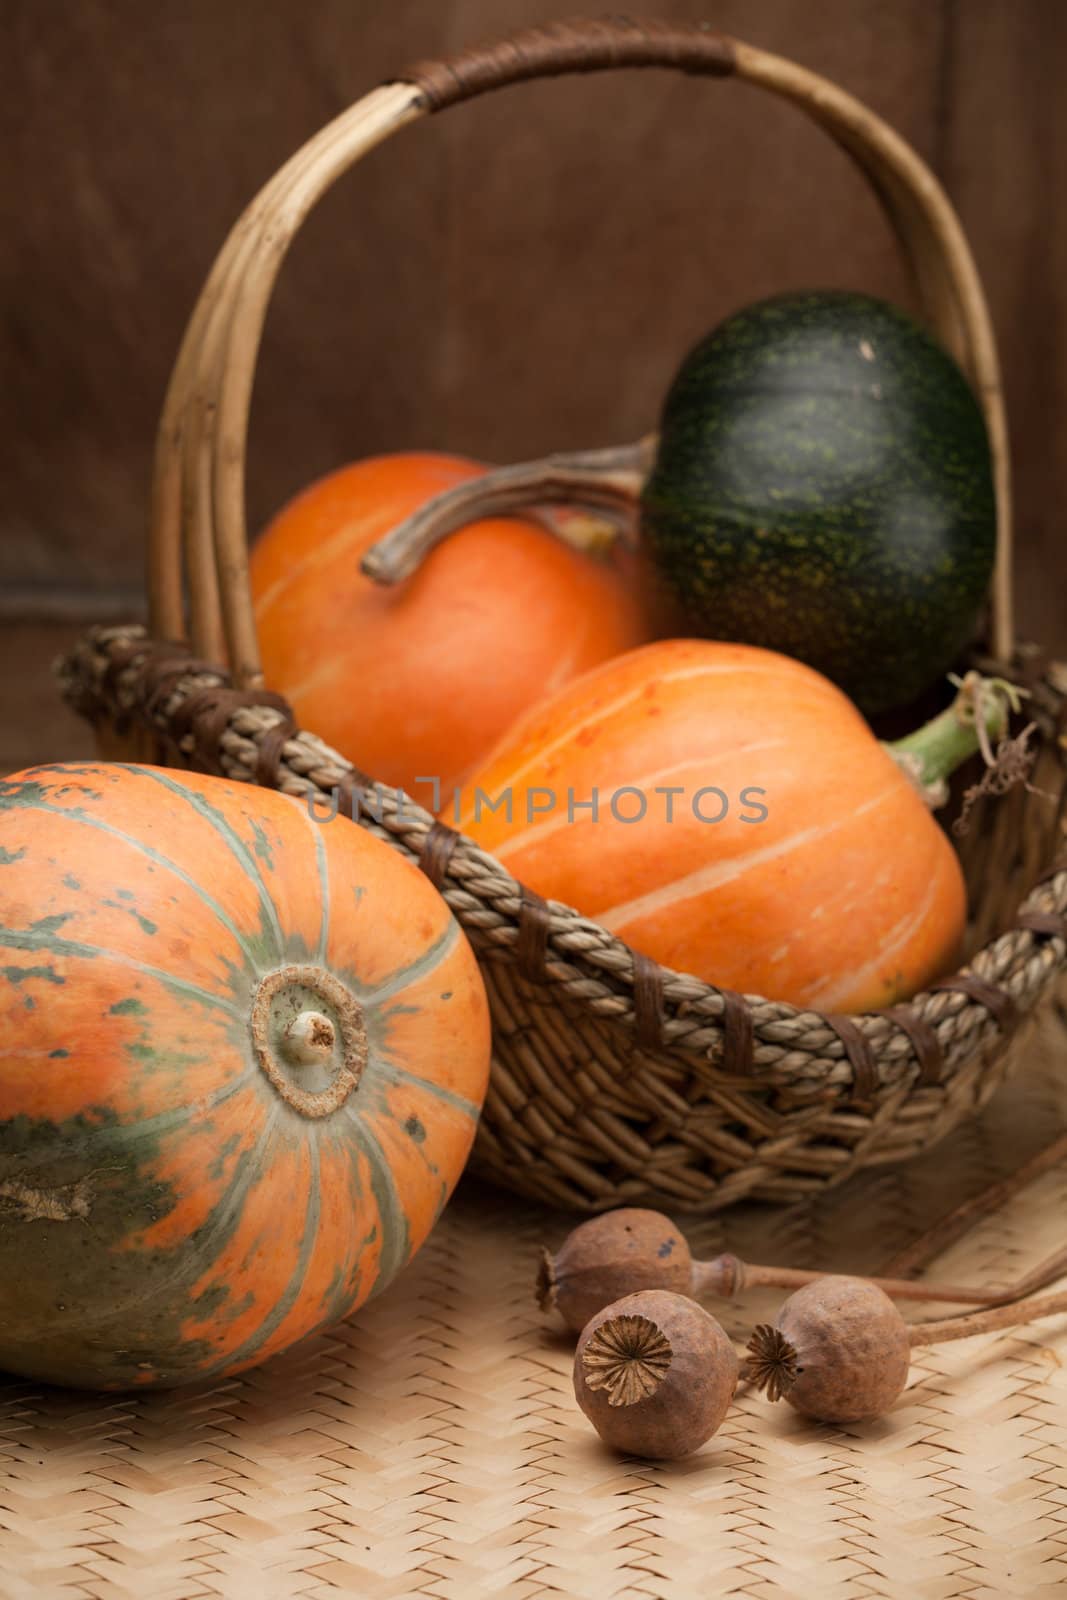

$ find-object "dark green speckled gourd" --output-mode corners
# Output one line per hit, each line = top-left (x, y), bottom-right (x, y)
(640, 291), (997, 713)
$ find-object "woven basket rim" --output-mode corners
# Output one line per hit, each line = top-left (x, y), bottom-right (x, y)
(58, 625), (1067, 1109)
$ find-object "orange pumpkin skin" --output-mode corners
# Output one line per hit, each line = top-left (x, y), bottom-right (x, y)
(250, 452), (647, 798)
(459, 640), (965, 1011)
(0, 762), (490, 1390)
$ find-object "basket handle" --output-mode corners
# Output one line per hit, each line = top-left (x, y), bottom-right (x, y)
(402, 15), (737, 106)
(150, 15), (1013, 685)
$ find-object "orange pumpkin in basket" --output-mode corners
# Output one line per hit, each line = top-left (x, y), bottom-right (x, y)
(251, 453), (647, 797)
(458, 639), (967, 1012)
(0, 762), (490, 1389)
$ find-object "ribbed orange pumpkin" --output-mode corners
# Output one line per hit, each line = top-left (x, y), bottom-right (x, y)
(459, 639), (966, 1011)
(250, 452), (647, 797)
(0, 762), (490, 1389)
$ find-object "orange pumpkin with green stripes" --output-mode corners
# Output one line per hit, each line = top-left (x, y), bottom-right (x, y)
(459, 639), (967, 1012)
(0, 762), (490, 1389)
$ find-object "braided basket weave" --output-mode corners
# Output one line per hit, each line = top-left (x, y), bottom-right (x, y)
(60, 17), (1067, 1213)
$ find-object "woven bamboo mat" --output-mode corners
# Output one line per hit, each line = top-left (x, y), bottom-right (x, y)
(3, 1002), (1067, 1599)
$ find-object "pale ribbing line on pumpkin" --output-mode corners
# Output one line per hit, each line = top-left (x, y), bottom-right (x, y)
(488, 736), (790, 866)
(460, 661), (810, 808)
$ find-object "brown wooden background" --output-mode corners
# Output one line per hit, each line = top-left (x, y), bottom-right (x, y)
(1, 0), (1065, 767)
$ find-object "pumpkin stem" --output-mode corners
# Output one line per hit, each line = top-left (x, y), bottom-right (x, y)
(282, 1010), (337, 1066)
(360, 438), (654, 584)
(250, 965), (367, 1119)
(886, 672), (1026, 807)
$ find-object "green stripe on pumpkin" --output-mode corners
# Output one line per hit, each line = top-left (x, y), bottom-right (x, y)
(128, 767), (286, 961)
(57, 1092), (280, 1342)
(201, 1135), (323, 1376)
(364, 916), (459, 1006)
(166, 1102), (286, 1347)
(368, 1057), (482, 1125)
(0, 1069), (256, 1184)
(0, 788), (262, 975)
(347, 1114), (411, 1298)
(300, 797), (332, 965)
(0, 922), (246, 1021)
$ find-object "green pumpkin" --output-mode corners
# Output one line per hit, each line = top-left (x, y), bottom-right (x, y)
(640, 291), (996, 713)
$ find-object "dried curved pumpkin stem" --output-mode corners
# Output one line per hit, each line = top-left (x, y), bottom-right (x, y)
(360, 437), (654, 583)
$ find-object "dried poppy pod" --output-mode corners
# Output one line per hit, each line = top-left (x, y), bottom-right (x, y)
(746, 1277), (916, 1423)
(538, 1209), (694, 1332)
(574, 1289), (739, 1460)
(748, 1273), (1067, 1424)
(539, 1208), (1021, 1335)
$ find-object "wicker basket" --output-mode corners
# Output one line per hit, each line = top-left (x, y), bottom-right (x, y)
(60, 16), (1067, 1214)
